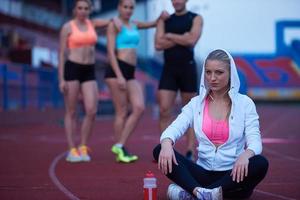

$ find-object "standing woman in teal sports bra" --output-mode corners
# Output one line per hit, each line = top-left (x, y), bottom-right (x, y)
(105, 0), (168, 163)
(59, 0), (110, 163)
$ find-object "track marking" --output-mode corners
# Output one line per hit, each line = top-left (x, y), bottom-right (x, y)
(49, 152), (80, 200)
(258, 108), (300, 199)
(262, 108), (300, 162)
(47, 107), (298, 200)
(255, 189), (297, 200)
(262, 137), (300, 144)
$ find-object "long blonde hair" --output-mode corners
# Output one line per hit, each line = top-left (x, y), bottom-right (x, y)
(206, 49), (230, 69)
(206, 49), (232, 118)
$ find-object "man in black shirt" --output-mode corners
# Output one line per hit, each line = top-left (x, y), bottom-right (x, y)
(155, 0), (203, 160)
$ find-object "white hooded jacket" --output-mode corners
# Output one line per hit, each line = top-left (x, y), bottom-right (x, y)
(160, 49), (262, 171)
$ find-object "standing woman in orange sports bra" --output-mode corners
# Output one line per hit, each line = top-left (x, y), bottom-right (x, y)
(58, 0), (110, 163)
(105, 0), (168, 163)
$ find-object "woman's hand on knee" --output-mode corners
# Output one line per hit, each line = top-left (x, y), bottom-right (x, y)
(231, 153), (250, 183)
(158, 139), (178, 175)
(231, 149), (254, 183)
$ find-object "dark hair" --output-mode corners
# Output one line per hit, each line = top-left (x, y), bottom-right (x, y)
(206, 49), (230, 68)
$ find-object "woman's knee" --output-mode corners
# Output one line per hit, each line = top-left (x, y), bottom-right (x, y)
(85, 107), (97, 119)
(132, 103), (145, 116)
(250, 155), (269, 178)
(256, 155), (269, 175)
(153, 144), (161, 161)
(159, 106), (172, 119)
(115, 105), (128, 119)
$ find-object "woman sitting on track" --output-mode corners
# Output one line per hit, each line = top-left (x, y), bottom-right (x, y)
(153, 49), (269, 199)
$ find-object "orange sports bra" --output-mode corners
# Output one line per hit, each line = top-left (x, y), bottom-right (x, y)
(68, 19), (98, 49)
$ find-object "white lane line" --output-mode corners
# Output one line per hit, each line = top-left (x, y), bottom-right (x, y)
(262, 138), (300, 144)
(262, 108), (300, 162)
(255, 189), (297, 200)
(258, 108), (299, 199)
(49, 152), (80, 200)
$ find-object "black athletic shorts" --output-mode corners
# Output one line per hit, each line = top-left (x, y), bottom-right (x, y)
(159, 59), (197, 92)
(104, 59), (135, 80)
(64, 60), (96, 83)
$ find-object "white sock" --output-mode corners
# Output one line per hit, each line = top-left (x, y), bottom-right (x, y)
(115, 143), (123, 148)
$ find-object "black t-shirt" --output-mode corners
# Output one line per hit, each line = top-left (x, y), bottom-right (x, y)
(164, 11), (198, 63)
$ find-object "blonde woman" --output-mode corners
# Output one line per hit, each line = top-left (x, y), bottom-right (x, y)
(153, 49), (268, 199)
(105, 0), (168, 163)
(58, 0), (110, 162)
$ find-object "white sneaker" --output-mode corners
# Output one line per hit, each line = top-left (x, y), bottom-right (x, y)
(66, 148), (82, 163)
(167, 184), (197, 200)
(196, 187), (223, 200)
(78, 145), (91, 162)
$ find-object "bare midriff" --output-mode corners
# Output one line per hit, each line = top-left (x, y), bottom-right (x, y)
(68, 46), (96, 65)
(117, 49), (137, 66)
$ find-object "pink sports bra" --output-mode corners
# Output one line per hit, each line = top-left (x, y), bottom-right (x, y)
(202, 98), (229, 145)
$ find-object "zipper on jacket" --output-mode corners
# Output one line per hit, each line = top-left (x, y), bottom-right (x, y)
(212, 146), (218, 170)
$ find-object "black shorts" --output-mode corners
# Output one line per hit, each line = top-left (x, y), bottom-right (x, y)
(64, 60), (96, 83)
(159, 59), (198, 92)
(104, 59), (135, 80)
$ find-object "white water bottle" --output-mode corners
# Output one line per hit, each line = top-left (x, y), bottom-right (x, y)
(143, 171), (157, 200)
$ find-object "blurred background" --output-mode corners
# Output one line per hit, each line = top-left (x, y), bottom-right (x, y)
(1, 1), (300, 199)
(0, 0), (300, 113)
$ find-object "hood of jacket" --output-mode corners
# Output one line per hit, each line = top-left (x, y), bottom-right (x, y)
(198, 49), (240, 103)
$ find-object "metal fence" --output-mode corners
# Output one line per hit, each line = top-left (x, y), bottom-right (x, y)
(0, 63), (62, 111)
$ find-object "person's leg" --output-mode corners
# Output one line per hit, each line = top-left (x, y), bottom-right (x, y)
(209, 155), (269, 199)
(158, 89), (177, 132)
(153, 144), (216, 195)
(157, 64), (178, 132)
(64, 81), (82, 162)
(178, 59), (198, 160)
(77, 80), (98, 161)
(118, 79), (145, 145)
(181, 92), (197, 159)
(80, 80), (98, 146)
(64, 81), (80, 149)
(105, 78), (128, 142)
(106, 78), (140, 162)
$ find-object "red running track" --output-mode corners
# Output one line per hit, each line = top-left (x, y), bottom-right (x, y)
(0, 103), (299, 200)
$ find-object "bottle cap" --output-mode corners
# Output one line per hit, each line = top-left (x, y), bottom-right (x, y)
(146, 171), (154, 178)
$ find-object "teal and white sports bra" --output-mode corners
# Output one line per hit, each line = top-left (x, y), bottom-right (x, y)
(116, 23), (140, 49)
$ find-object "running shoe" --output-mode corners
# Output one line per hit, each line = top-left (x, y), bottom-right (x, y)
(66, 148), (82, 163)
(167, 184), (223, 200)
(78, 145), (91, 162)
(196, 186), (223, 200)
(111, 145), (138, 163)
(167, 184), (197, 200)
